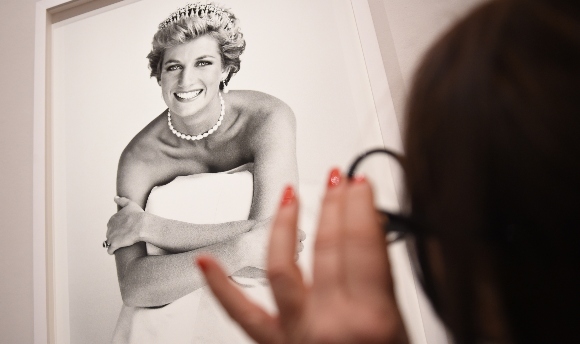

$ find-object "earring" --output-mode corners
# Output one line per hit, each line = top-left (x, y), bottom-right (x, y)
(222, 79), (229, 94)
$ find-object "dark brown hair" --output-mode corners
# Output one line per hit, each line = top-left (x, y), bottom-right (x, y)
(404, 0), (580, 342)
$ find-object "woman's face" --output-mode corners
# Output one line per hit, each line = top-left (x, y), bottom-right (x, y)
(159, 35), (228, 117)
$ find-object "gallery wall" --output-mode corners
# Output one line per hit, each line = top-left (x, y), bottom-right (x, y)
(0, 0), (37, 343)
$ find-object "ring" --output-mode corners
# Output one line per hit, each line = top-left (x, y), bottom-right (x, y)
(103, 240), (111, 248)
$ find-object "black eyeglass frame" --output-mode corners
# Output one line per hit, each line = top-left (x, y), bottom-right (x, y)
(346, 148), (441, 314)
(346, 148), (413, 242)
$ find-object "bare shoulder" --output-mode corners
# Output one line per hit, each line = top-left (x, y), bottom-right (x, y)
(228, 90), (295, 133)
(229, 90), (290, 107)
(226, 91), (296, 157)
(116, 113), (168, 204)
(118, 113), (167, 169)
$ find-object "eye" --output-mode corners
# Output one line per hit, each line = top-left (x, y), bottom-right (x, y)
(166, 64), (182, 71)
(196, 60), (212, 67)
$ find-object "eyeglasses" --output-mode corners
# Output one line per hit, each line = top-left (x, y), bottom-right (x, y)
(346, 148), (412, 241)
(346, 148), (441, 313)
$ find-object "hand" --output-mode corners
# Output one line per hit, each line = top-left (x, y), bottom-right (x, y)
(296, 229), (306, 262)
(106, 196), (146, 254)
(197, 172), (408, 344)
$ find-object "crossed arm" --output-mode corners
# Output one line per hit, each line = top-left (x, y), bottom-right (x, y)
(106, 198), (259, 255)
(110, 164), (268, 307)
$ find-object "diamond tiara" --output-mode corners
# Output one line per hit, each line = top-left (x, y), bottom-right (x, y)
(158, 2), (236, 34)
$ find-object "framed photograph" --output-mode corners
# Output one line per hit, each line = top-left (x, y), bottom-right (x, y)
(34, 0), (435, 343)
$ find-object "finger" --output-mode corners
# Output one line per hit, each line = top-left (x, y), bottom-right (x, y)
(106, 236), (121, 255)
(108, 244), (120, 255)
(298, 229), (306, 242)
(295, 241), (304, 253)
(197, 256), (280, 343)
(114, 196), (131, 208)
(312, 168), (346, 296)
(343, 177), (393, 301)
(106, 219), (114, 237)
(267, 186), (306, 327)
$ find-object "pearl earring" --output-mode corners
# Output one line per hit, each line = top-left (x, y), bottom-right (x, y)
(222, 79), (229, 94)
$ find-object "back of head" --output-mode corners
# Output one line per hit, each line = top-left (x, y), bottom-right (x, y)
(404, 0), (580, 342)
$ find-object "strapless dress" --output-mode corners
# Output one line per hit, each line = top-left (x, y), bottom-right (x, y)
(112, 170), (275, 343)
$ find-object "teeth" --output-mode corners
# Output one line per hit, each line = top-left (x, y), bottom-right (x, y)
(176, 90), (202, 99)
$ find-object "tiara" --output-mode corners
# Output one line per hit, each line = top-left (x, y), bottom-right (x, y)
(158, 3), (236, 33)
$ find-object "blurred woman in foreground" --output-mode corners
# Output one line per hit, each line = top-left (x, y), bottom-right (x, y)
(198, 0), (580, 342)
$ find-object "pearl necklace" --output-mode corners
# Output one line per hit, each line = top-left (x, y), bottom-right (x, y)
(167, 92), (225, 141)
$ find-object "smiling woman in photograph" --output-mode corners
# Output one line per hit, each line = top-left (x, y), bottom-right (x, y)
(103, 3), (300, 343)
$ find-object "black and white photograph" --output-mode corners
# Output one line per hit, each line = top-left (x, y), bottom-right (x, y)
(48, 0), (412, 342)
(31, 0), (489, 342)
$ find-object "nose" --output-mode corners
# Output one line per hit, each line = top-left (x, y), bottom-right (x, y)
(178, 66), (197, 87)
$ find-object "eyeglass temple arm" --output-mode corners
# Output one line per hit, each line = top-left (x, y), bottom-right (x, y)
(346, 148), (403, 179)
(346, 148), (409, 239)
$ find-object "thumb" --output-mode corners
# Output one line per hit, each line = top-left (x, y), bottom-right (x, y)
(114, 196), (131, 208)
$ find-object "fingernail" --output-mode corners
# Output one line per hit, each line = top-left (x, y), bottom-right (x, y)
(281, 185), (295, 206)
(327, 168), (341, 188)
(352, 175), (367, 184)
(114, 196), (120, 200)
(196, 258), (208, 273)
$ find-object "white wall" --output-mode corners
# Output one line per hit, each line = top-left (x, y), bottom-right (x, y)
(0, 0), (37, 343)
(371, 0), (484, 126)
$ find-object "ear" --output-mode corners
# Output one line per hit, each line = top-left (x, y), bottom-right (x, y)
(221, 66), (231, 81)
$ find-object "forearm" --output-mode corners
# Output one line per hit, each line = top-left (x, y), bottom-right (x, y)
(140, 213), (256, 253)
(118, 239), (247, 307)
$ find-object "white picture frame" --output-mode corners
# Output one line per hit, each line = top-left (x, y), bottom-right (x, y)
(33, 0), (440, 343)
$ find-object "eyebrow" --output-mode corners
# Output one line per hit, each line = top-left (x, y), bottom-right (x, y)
(163, 55), (218, 65)
(195, 55), (217, 60)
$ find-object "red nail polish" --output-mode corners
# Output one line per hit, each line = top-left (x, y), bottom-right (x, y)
(327, 168), (341, 187)
(196, 258), (208, 273)
(352, 175), (367, 184)
(281, 185), (295, 206)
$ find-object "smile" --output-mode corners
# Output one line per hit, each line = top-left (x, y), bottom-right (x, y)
(174, 90), (202, 100)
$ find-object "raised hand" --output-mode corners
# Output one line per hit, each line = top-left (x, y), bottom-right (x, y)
(106, 196), (145, 254)
(197, 170), (408, 344)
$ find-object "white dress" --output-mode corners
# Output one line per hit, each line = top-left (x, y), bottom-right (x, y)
(112, 170), (276, 343)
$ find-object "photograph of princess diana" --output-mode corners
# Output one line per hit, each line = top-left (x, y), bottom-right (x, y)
(50, 0), (404, 342)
